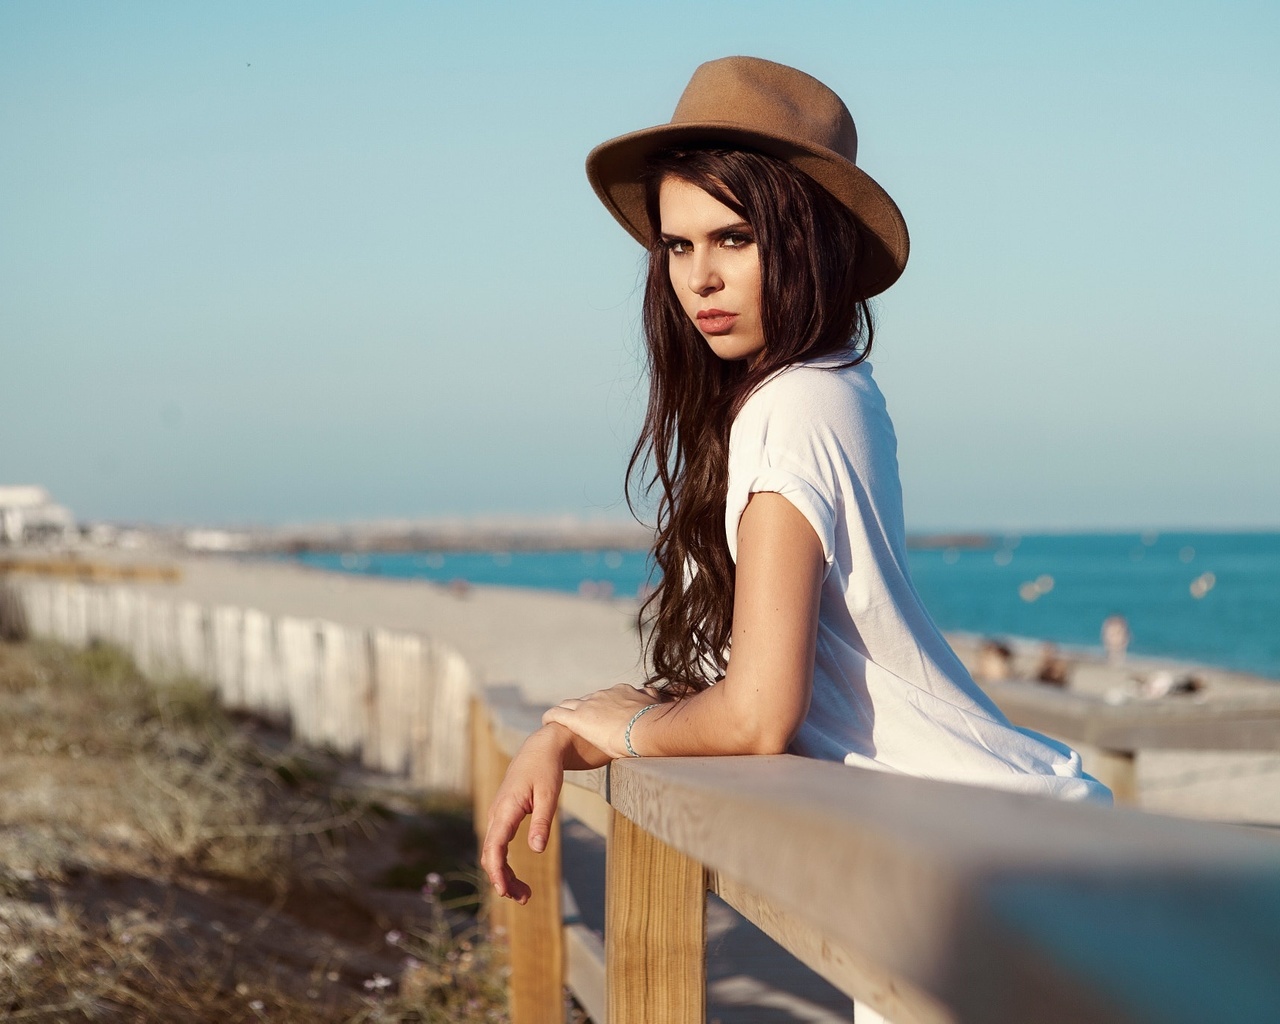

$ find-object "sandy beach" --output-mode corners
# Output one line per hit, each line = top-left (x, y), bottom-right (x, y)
(66, 549), (1272, 829)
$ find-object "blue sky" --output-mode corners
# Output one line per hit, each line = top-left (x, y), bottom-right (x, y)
(2, 1), (1277, 530)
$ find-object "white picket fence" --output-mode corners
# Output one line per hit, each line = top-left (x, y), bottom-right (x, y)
(9, 577), (474, 794)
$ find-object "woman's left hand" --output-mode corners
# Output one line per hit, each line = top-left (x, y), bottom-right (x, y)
(542, 683), (663, 760)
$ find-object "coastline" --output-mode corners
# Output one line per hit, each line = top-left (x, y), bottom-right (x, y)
(7, 549), (1280, 826)
(8, 546), (1280, 698)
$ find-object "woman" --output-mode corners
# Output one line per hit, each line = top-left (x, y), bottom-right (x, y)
(482, 56), (1108, 906)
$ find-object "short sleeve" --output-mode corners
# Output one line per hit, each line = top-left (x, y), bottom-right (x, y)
(725, 378), (838, 572)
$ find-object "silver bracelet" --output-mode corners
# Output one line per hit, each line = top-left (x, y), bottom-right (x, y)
(624, 703), (660, 758)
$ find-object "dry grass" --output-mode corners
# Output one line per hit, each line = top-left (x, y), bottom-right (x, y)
(0, 639), (510, 1023)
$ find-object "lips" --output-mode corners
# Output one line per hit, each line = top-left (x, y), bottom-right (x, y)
(696, 309), (738, 335)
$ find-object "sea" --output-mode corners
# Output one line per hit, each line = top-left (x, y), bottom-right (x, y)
(287, 531), (1280, 682)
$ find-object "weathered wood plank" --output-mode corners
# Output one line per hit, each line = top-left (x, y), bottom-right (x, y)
(956, 868), (1280, 1024)
(566, 763), (609, 799)
(986, 680), (1280, 752)
(565, 922), (606, 1024)
(472, 696), (564, 1022)
(711, 872), (955, 1024)
(426, 646), (474, 792)
(506, 808), (565, 1024)
(561, 780), (611, 838)
(606, 808), (705, 1024)
(564, 912), (607, 1024)
(485, 684), (548, 757)
(471, 701), (512, 947)
(609, 755), (1280, 1024)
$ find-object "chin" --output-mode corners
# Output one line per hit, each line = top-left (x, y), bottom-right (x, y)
(705, 337), (765, 363)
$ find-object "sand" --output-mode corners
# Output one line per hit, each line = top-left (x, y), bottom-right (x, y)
(86, 550), (1280, 828)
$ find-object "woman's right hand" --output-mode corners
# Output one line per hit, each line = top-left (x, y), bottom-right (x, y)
(481, 726), (569, 904)
(481, 721), (613, 903)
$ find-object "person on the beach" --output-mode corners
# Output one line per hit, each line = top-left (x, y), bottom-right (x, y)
(975, 638), (1015, 682)
(482, 55), (1110, 906)
(1102, 613), (1131, 663)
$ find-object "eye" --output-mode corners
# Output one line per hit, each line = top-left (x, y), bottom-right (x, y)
(664, 239), (692, 255)
(720, 231), (755, 249)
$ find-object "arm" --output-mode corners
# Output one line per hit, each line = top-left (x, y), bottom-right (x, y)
(543, 490), (825, 757)
(480, 722), (610, 903)
(485, 492), (822, 901)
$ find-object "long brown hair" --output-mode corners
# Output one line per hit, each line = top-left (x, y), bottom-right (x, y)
(629, 147), (876, 698)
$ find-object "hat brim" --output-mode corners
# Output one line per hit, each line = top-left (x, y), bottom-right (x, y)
(586, 121), (909, 300)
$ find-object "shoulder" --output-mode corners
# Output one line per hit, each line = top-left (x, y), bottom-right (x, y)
(734, 357), (883, 440)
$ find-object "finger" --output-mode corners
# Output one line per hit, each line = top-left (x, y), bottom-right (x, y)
(542, 698), (580, 724)
(527, 781), (561, 854)
(481, 798), (529, 900)
(541, 705), (570, 730)
(480, 825), (512, 893)
(501, 863), (532, 905)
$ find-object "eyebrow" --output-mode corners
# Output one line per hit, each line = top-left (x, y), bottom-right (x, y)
(659, 220), (754, 242)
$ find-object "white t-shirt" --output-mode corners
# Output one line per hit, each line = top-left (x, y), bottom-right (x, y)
(725, 353), (1111, 803)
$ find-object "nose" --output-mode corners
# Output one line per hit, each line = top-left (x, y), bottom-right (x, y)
(686, 249), (723, 296)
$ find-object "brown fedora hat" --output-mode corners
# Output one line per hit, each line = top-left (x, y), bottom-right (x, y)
(586, 56), (909, 300)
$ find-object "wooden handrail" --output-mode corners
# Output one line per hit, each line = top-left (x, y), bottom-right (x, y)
(11, 576), (1280, 1023)
(477, 686), (1280, 1024)
(985, 678), (1280, 751)
(983, 678), (1280, 803)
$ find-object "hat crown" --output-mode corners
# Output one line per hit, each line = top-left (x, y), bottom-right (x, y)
(670, 56), (858, 164)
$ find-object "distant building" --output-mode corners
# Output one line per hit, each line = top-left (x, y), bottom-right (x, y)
(0, 485), (76, 545)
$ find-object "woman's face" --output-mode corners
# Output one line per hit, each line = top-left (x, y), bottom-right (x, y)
(658, 176), (765, 365)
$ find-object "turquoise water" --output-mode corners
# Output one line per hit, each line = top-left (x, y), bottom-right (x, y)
(291, 548), (654, 598)
(906, 532), (1280, 681)
(288, 532), (1280, 681)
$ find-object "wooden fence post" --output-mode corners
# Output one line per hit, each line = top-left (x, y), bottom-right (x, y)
(471, 699), (565, 1023)
(506, 802), (564, 1023)
(1093, 748), (1138, 804)
(471, 699), (510, 941)
(606, 807), (706, 1024)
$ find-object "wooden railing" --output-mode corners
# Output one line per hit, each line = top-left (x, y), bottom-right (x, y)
(984, 679), (1280, 803)
(9, 575), (1280, 1022)
(474, 685), (1280, 1024)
